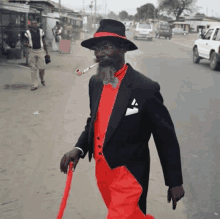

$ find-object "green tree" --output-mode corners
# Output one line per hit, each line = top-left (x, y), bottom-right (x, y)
(108, 11), (118, 20)
(134, 13), (139, 22)
(136, 3), (155, 21)
(128, 15), (134, 20)
(154, 7), (160, 19)
(119, 10), (129, 21)
(158, 0), (198, 20)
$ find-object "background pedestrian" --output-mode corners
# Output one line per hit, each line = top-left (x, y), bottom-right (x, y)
(24, 20), (49, 91)
(52, 21), (63, 52)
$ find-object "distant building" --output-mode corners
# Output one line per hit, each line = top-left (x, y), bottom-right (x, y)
(0, 1), (31, 58)
(9, 0), (54, 14)
(9, 0), (83, 41)
(170, 15), (220, 33)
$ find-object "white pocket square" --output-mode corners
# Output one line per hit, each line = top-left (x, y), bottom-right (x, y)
(125, 107), (139, 116)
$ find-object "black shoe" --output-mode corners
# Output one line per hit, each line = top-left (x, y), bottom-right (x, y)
(31, 87), (38, 91)
(41, 81), (45, 86)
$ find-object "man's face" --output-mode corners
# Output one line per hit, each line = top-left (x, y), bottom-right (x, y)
(92, 40), (126, 88)
(31, 21), (38, 29)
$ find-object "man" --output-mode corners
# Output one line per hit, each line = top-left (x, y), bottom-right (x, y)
(52, 21), (63, 37)
(24, 20), (48, 91)
(66, 22), (73, 40)
(60, 19), (185, 218)
(52, 21), (63, 51)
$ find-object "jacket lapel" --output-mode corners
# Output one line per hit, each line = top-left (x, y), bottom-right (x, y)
(103, 64), (133, 147)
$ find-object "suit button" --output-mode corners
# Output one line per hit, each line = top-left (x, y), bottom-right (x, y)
(98, 145), (101, 148)
(99, 152), (102, 155)
(97, 137), (100, 140)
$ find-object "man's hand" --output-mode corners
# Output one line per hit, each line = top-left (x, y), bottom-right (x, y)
(60, 148), (82, 174)
(24, 42), (31, 48)
(167, 185), (185, 210)
(43, 40), (48, 55)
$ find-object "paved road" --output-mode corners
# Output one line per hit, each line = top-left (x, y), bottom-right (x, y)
(0, 34), (219, 219)
(129, 33), (220, 219)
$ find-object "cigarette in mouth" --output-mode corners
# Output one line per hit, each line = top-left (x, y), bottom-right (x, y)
(76, 63), (98, 76)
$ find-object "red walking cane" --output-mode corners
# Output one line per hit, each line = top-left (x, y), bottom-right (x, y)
(56, 161), (155, 219)
(57, 162), (74, 219)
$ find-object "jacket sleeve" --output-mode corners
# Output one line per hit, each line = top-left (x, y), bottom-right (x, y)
(74, 75), (95, 159)
(146, 82), (183, 187)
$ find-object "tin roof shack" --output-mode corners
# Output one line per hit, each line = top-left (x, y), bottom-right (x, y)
(61, 15), (83, 40)
(170, 21), (191, 33)
(49, 2), (83, 40)
(0, 2), (30, 59)
(9, 0), (54, 14)
(9, 0), (54, 35)
(48, 0), (71, 13)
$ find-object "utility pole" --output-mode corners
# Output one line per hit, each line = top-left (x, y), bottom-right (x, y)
(25, 11), (28, 66)
(105, 3), (107, 18)
(95, 0), (96, 25)
(154, 8), (156, 22)
(59, 0), (61, 15)
(147, 5), (149, 23)
(89, 1), (93, 30)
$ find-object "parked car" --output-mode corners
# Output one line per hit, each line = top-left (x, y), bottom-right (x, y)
(155, 23), (172, 39)
(172, 28), (188, 35)
(133, 23), (153, 41)
(193, 26), (220, 70)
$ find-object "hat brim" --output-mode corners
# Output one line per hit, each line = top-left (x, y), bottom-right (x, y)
(81, 36), (138, 51)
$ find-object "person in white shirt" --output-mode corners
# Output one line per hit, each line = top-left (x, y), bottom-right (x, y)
(52, 21), (63, 51)
(24, 20), (49, 91)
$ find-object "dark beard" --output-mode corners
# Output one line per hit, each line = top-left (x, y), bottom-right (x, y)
(96, 65), (119, 88)
(94, 55), (123, 88)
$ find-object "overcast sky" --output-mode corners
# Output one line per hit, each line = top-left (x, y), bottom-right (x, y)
(54, 0), (220, 17)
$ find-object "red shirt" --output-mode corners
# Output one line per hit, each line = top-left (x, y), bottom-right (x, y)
(94, 64), (128, 161)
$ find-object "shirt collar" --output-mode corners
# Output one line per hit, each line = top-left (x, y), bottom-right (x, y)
(114, 64), (128, 78)
(30, 28), (39, 33)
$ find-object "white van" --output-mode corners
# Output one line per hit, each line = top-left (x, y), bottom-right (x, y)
(134, 23), (153, 41)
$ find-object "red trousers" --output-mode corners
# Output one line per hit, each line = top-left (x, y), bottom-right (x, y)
(95, 158), (154, 219)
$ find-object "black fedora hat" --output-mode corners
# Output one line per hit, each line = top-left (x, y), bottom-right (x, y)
(81, 19), (138, 51)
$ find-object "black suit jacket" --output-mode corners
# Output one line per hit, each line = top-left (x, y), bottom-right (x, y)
(75, 63), (183, 188)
